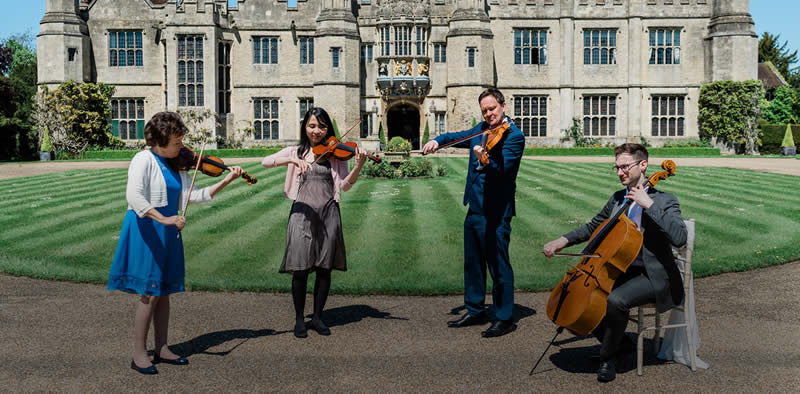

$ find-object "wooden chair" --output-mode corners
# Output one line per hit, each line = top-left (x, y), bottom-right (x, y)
(630, 219), (698, 375)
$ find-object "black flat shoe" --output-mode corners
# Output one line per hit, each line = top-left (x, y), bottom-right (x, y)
(153, 354), (189, 365)
(310, 320), (331, 336)
(447, 312), (486, 328)
(130, 360), (158, 375)
(597, 360), (616, 382)
(480, 320), (516, 338)
(294, 321), (308, 338)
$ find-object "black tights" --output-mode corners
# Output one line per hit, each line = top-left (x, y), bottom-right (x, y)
(291, 269), (332, 323)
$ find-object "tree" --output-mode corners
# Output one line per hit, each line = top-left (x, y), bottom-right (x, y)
(761, 86), (800, 124)
(422, 120), (430, 145)
(759, 32), (800, 88)
(698, 80), (764, 155)
(34, 81), (116, 155)
(0, 37), (38, 160)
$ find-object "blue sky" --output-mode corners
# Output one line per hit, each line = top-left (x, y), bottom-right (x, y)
(1, 1), (797, 61)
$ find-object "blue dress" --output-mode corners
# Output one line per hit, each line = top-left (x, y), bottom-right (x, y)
(108, 151), (185, 296)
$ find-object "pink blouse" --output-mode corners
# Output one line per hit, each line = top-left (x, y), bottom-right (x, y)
(261, 146), (352, 202)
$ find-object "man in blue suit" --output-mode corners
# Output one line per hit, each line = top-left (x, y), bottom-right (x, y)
(422, 88), (525, 338)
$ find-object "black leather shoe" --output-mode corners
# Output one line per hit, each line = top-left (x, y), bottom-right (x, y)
(481, 320), (517, 338)
(130, 360), (158, 375)
(310, 319), (331, 336)
(153, 354), (189, 365)
(447, 313), (486, 328)
(294, 321), (308, 338)
(597, 360), (616, 382)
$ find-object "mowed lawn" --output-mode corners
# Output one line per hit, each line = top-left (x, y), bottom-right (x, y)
(1, 158), (798, 295)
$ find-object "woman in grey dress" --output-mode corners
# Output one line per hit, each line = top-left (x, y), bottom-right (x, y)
(261, 107), (367, 338)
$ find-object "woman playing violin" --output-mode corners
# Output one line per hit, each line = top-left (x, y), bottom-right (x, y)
(542, 143), (687, 382)
(108, 112), (243, 375)
(261, 107), (367, 338)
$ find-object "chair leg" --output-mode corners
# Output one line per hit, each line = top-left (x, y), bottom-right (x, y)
(637, 307), (645, 376)
(654, 312), (662, 355)
(637, 331), (645, 376)
(684, 303), (698, 371)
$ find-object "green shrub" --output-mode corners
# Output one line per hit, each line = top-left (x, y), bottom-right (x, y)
(363, 161), (396, 178)
(399, 158), (433, 177)
(40, 127), (52, 152)
(386, 137), (411, 154)
(759, 124), (800, 154)
(523, 147), (721, 157)
(560, 117), (599, 147)
(84, 147), (284, 160)
(782, 124), (796, 147)
(422, 120), (430, 145)
(434, 165), (448, 177)
(698, 80), (764, 154)
(662, 139), (712, 148)
(378, 123), (386, 146)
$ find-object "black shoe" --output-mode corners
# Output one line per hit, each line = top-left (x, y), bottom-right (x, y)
(481, 320), (517, 338)
(447, 312), (486, 328)
(153, 354), (189, 365)
(597, 360), (616, 382)
(130, 360), (158, 375)
(294, 321), (308, 338)
(310, 319), (331, 336)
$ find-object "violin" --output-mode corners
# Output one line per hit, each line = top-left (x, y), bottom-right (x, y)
(478, 123), (511, 165)
(312, 136), (382, 164)
(169, 147), (258, 185)
(544, 160), (677, 337)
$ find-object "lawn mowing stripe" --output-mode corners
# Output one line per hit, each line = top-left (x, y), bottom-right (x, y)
(0, 176), (127, 218)
(0, 190), (127, 245)
(0, 168), (122, 190)
(0, 170), (125, 208)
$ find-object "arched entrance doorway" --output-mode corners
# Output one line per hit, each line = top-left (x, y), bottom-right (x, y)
(386, 103), (420, 150)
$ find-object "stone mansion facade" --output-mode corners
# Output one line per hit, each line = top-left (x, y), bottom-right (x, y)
(38, 0), (757, 149)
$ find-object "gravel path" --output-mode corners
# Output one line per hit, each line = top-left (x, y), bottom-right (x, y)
(1, 261), (798, 391)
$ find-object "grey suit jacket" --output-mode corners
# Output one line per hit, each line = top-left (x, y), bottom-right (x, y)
(563, 188), (688, 312)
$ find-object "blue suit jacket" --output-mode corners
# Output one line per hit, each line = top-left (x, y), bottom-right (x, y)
(434, 120), (525, 218)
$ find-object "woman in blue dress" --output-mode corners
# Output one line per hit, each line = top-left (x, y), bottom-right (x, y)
(108, 112), (243, 375)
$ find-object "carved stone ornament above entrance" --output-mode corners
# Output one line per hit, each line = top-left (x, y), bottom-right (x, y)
(376, 0), (430, 19)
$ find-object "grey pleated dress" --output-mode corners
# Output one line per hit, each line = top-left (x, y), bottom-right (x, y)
(279, 159), (347, 273)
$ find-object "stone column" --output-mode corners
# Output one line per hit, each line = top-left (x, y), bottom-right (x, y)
(37, 0), (91, 88)
(704, 0), (758, 82)
(314, 0), (361, 139)
(446, 1), (494, 131)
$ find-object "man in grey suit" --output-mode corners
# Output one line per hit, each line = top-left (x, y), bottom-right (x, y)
(543, 143), (687, 382)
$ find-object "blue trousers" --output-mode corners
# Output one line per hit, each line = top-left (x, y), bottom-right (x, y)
(463, 211), (515, 321)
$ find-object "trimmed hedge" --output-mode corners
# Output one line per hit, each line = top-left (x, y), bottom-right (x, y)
(84, 147), (284, 160)
(760, 124), (800, 154)
(523, 147), (721, 157)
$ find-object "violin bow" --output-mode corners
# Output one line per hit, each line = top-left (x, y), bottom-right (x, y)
(311, 119), (363, 166)
(177, 139), (206, 238)
(424, 121), (507, 153)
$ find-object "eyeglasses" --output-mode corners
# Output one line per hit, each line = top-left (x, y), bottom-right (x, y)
(613, 160), (642, 173)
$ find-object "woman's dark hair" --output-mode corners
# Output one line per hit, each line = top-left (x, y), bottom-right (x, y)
(297, 107), (336, 158)
(144, 112), (188, 147)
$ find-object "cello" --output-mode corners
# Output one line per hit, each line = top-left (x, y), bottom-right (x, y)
(530, 160), (677, 374)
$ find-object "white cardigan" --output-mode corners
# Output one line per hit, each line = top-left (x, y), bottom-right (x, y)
(126, 150), (213, 218)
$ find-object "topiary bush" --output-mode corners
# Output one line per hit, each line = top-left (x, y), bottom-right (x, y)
(399, 158), (433, 177)
(386, 136), (411, 154)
